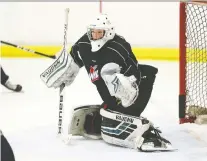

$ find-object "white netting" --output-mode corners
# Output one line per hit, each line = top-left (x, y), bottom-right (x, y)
(185, 2), (207, 116)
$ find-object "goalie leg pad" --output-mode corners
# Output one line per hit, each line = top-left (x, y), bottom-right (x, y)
(84, 110), (102, 136)
(68, 105), (102, 139)
(100, 108), (150, 149)
(100, 109), (174, 152)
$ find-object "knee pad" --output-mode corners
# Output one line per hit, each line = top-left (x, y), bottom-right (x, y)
(100, 109), (150, 149)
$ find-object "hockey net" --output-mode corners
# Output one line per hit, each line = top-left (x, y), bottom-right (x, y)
(179, 1), (207, 124)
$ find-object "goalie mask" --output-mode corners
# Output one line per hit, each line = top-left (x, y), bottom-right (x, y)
(87, 14), (115, 52)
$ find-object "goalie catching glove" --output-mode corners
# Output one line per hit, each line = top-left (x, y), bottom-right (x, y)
(101, 62), (139, 107)
(40, 49), (80, 88)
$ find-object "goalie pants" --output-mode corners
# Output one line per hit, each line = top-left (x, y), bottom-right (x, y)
(1, 66), (9, 85)
(109, 64), (158, 117)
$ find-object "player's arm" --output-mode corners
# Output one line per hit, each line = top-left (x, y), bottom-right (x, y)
(99, 44), (139, 107)
(70, 43), (84, 68)
(119, 41), (140, 78)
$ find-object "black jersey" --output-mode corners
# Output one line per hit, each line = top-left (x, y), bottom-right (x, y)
(70, 33), (141, 108)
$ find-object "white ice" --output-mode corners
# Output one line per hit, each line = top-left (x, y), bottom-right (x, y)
(1, 58), (207, 161)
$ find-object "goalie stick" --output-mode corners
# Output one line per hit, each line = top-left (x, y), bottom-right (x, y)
(58, 83), (65, 135)
(56, 8), (71, 143)
(1, 40), (56, 59)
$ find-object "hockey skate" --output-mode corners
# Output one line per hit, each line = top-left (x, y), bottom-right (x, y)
(3, 80), (22, 92)
(139, 125), (176, 152)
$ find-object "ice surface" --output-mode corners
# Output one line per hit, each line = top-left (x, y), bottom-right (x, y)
(1, 58), (207, 161)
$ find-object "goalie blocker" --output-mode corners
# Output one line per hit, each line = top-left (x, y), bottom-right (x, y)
(68, 105), (174, 152)
(40, 48), (80, 88)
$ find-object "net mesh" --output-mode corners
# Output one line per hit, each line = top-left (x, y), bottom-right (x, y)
(185, 2), (207, 117)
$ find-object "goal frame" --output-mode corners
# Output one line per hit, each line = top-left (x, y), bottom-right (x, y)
(179, 1), (207, 124)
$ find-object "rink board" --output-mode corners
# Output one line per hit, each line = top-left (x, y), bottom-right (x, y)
(0, 45), (179, 61)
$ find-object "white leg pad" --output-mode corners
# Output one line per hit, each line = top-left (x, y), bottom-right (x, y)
(100, 109), (150, 149)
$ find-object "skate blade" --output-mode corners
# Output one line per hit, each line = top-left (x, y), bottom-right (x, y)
(140, 144), (177, 152)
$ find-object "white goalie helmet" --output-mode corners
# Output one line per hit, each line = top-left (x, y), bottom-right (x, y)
(87, 14), (115, 52)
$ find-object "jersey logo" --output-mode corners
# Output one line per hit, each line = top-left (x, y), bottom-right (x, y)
(89, 65), (99, 82)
